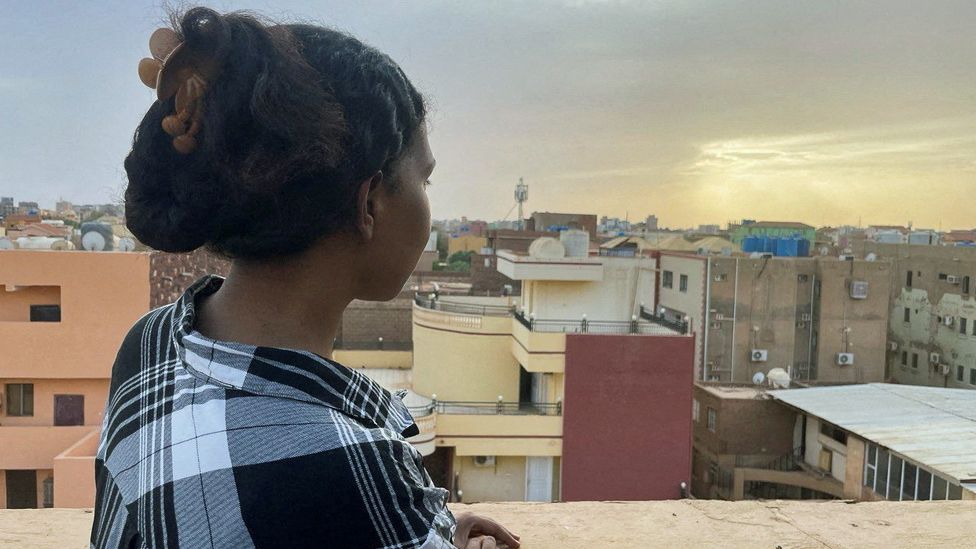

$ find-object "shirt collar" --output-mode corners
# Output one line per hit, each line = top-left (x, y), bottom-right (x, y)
(171, 275), (418, 437)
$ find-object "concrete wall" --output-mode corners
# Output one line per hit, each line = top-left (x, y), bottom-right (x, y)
(454, 455), (527, 502)
(659, 254), (707, 379)
(412, 309), (519, 401)
(854, 242), (976, 389)
(702, 256), (889, 384)
(338, 298), (413, 348)
(520, 256), (655, 322)
(562, 334), (694, 501)
(149, 249), (230, 309)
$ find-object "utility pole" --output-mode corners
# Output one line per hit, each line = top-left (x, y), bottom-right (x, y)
(514, 177), (528, 231)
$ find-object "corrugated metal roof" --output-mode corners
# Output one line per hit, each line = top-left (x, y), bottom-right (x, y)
(769, 384), (976, 482)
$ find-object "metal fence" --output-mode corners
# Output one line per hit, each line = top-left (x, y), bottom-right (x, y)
(638, 305), (690, 334)
(408, 400), (562, 417)
(514, 309), (681, 335)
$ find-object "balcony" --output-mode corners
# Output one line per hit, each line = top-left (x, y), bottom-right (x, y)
(11, 500), (976, 548)
(496, 250), (604, 281)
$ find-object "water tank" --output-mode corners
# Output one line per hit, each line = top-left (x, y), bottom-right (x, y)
(797, 238), (811, 257)
(559, 229), (590, 258)
(767, 367), (791, 389)
(0, 238), (17, 250)
(762, 236), (777, 253)
(528, 237), (566, 259)
(742, 236), (760, 253)
(81, 222), (115, 251)
(50, 239), (76, 251)
(15, 236), (65, 250)
(775, 237), (798, 257)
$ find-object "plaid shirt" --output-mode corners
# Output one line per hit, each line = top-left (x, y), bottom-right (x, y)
(91, 275), (456, 549)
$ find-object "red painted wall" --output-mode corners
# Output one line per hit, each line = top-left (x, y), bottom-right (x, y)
(562, 334), (695, 501)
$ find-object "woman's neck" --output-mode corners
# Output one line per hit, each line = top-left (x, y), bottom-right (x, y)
(194, 256), (355, 359)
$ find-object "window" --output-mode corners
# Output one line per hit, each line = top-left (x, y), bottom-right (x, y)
(958, 365), (965, 382)
(970, 369), (976, 386)
(964, 276), (971, 294)
(820, 421), (847, 444)
(901, 351), (907, 366)
(692, 399), (700, 422)
(912, 353), (919, 369)
(679, 274), (689, 292)
(938, 273), (948, 280)
(876, 447), (890, 498)
(4, 383), (34, 416)
(917, 469), (932, 500)
(863, 443), (877, 489)
(932, 474), (948, 500)
(887, 456), (903, 501)
(29, 304), (61, 322)
(972, 321), (976, 336)
(706, 407), (717, 432)
(903, 307), (910, 323)
(663, 270), (673, 289)
(906, 270), (913, 287)
(961, 318), (968, 335)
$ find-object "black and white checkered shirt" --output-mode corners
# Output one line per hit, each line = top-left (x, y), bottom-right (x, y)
(90, 275), (456, 548)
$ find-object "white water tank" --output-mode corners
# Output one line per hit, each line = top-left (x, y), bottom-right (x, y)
(15, 236), (65, 250)
(528, 237), (566, 259)
(560, 229), (590, 258)
(766, 368), (791, 389)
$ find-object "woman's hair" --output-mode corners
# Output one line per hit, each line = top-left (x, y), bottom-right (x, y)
(125, 7), (426, 259)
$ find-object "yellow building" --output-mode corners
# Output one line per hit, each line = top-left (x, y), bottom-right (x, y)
(447, 235), (488, 257)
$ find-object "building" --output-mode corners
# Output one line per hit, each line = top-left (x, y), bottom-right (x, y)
(692, 383), (976, 502)
(645, 215), (659, 232)
(943, 229), (976, 246)
(691, 384), (799, 500)
(0, 251), (150, 509)
(16, 202), (39, 215)
(731, 221), (816, 246)
(485, 229), (558, 254)
(841, 242), (976, 389)
(0, 198), (14, 220)
(769, 384), (976, 501)
(658, 253), (891, 383)
(448, 235), (488, 257)
(409, 237), (695, 503)
(526, 212), (597, 238)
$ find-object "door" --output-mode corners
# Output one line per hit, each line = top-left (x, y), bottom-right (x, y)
(525, 457), (553, 502)
(5, 470), (38, 509)
(54, 395), (84, 426)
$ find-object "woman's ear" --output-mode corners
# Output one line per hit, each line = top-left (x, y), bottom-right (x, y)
(355, 171), (384, 241)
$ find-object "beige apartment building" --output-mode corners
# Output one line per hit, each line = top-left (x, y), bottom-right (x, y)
(0, 250), (150, 509)
(843, 241), (976, 389)
(407, 236), (695, 503)
(658, 253), (891, 384)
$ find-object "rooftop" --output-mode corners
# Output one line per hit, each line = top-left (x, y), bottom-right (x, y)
(769, 383), (976, 484)
(6, 501), (974, 548)
(698, 383), (771, 400)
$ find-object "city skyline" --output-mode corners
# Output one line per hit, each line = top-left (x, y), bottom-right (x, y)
(1, 1), (974, 228)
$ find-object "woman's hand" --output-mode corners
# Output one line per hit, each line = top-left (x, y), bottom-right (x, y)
(453, 513), (521, 549)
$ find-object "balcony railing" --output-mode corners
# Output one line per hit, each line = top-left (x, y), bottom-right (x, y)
(414, 294), (515, 317)
(514, 309), (683, 335)
(334, 339), (413, 351)
(638, 305), (690, 334)
(408, 400), (562, 417)
(735, 446), (804, 472)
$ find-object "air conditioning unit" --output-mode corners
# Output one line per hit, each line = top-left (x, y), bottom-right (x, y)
(836, 352), (854, 366)
(944, 316), (955, 327)
(938, 364), (950, 376)
(714, 313), (725, 321)
(929, 352), (941, 364)
(751, 349), (768, 362)
(839, 254), (855, 261)
(800, 313), (812, 322)
(850, 280), (869, 299)
(888, 341), (898, 352)
(473, 455), (496, 467)
(796, 321), (807, 329)
(947, 275), (960, 284)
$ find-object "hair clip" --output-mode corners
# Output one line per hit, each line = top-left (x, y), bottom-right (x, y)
(138, 28), (221, 154)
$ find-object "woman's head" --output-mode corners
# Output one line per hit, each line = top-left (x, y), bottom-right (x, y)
(125, 7), (433, 298)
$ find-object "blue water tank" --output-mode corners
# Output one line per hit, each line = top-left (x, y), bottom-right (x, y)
(797, 238), (810, 257)
(776, 237), (798, 257)
(742, 236), (759, 253)
(763, 236), (777, 253)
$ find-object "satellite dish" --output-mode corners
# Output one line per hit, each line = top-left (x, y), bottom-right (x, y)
(0, 238), (15, 250)
(82, 230), (107, 251)
(118, 237), (136, 252)
(865, 252), (877, 262)
(752, 371), (766, 385)
(50, 239), (75, 251)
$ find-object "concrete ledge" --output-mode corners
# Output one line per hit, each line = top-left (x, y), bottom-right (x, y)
(3, 500), (975, 548)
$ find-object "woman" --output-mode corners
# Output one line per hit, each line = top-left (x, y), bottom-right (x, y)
(91, 7), (520, 549)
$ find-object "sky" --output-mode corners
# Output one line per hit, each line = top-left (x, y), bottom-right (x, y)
(1, 0), (974, 229)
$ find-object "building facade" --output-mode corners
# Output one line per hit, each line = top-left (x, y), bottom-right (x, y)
(409, 243), (695, 503)
(0, 251), (150, 509)
(731, 221), (816, 246)
(658, 253), (891, 384)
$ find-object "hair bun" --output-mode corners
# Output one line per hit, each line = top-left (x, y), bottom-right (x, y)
(179, 7), (230, 54)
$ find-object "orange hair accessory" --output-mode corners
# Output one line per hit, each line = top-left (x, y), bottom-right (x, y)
(138, 28), (222, 154)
